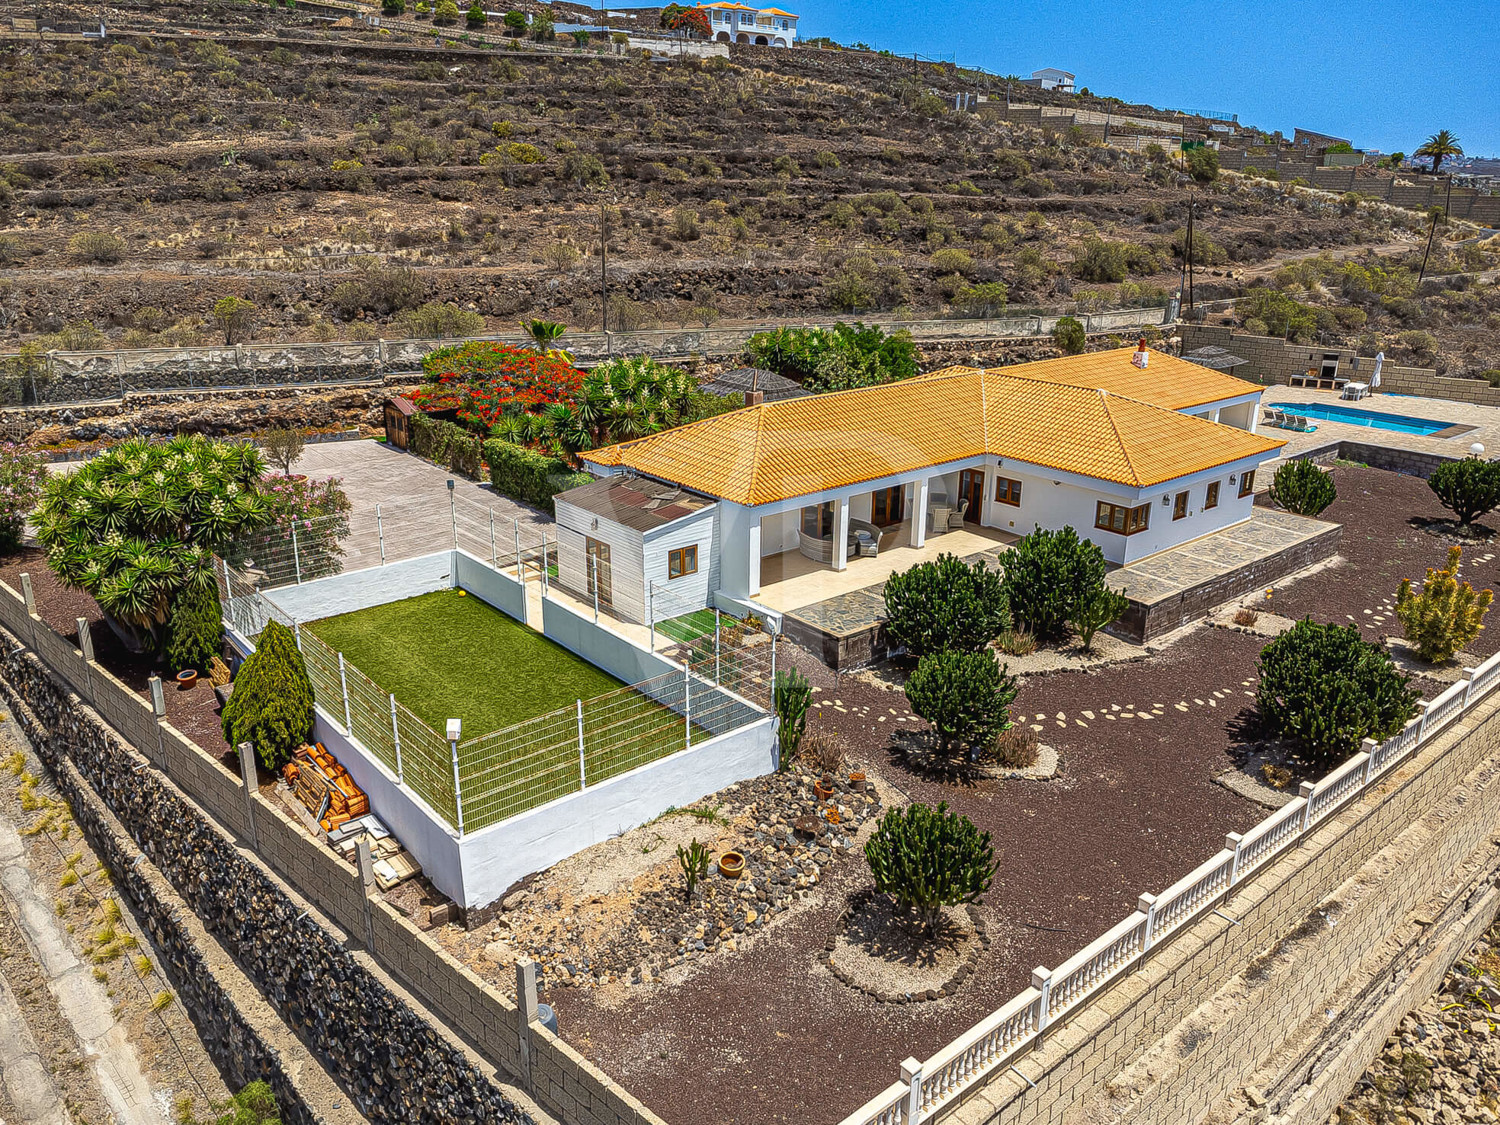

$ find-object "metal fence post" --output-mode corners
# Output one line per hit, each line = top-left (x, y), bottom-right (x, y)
(450, 487), (458, 548)
(75, 616), (94, 698)
(513, 520), (522, 575)
(237, 741), (260, 850)
(377, 503), (386, 564)
(292, 621), (302, 650)
(714, 608), (721, 684)
(1225, 832), (1244, 884)
(576, 699), (587, 789)
(649, 585), (655, 649)
(684, 663), (691, 749)
(900, 1058), (925, 1125)
(490, 507), (498, 568)
(1298, 781), (1317, 830)
(390, 693), (404, 782)
(291, 525), (303, 584)
(337, 652), (353, 732)
(449, 725), (465, 835)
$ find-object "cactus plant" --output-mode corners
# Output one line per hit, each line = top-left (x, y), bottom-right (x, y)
(1429, 457), (1500, 527)
(884, 553), (1010, 656)
(1069, 586), (1129, 651)
(676, 838), (712, 898)
(773, 667), (812, 767)
(999, 526), (1106, 642)
(1269, 459), (1337, 517)
(865, 802), (998, 935)
(905, 650), (1017, 758)
(1396, 546), (1495, 663)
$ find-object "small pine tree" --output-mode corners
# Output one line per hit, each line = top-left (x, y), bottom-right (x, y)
(865, 802), (998, 935)
(1269, 459), (1337, 517)
(165, 580), (223, 672)
(222, 620), (314, 772)
(905, 650), (1018, 758)
(1396, 545), (1494, 663)
(1070, 586), (1129, 651)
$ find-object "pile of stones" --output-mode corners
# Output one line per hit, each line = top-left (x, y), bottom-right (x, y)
(1335, 925), (1500, 1125)
(500, 770), (882, 991)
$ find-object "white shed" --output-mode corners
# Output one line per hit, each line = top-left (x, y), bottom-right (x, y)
(553, 476), (720, 625)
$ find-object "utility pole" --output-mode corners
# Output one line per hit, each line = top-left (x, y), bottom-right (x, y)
(599, 194), (610, 333)
(1418, 207), (1439, 284)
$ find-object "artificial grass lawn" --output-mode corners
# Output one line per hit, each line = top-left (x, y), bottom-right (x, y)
(308, 589), (626, 737)
(656, 608), (718, 644)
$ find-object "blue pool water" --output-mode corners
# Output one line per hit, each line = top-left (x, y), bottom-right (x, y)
(1267, 402), (1454, 436)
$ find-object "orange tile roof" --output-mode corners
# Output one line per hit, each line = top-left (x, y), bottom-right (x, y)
(915, 346), (1263, 410)
(580, 348), (1284, 505)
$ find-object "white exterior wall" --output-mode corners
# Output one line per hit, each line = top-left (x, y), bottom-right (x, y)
(1115, 462), (1262, 564)
(643, 506), (719, 620)
(760, 510), (801, 555)
(553, 497), (648, 624)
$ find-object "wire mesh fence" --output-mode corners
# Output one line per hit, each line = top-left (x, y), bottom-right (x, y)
(217, 557), (773, 835)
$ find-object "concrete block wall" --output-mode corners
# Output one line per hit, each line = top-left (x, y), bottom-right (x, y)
(942, 692), (1500, 1125)
(1179, 325), (1441, 396)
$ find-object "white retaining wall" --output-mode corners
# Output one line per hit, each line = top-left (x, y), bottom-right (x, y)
(453, 549), (529, 625)
(269, 551), (456, 622)
(452, 716), (776, 908)
(541, 592), (683, 684)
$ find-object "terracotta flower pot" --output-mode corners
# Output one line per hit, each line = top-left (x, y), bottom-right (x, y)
(718, 851), (745, 879)
(814, 779), (835, 802)
(175, 669), (198, 690)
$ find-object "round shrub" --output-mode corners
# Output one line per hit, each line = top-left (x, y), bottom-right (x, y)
(222, 620), (315, 772)
(0, 443), (45, 554)
(1256, 619), (1419, 770)
(884, 553), (1009, 657)
(1052, 315), (1086, 355)
(905, 649), (1018, 759)
(1269, 459), (1337, 517)
(865, 802), (998, 935)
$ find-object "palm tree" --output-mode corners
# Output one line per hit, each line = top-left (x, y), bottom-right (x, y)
(1414, 130), (1463, 174)
(521, 319), (568, 352)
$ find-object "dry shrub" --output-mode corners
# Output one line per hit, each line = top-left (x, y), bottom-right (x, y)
(994, 629), (1036, 656)
(1261, 763), (1293, 789)
(1233, 607), (1259, 627)
(989, 726), (1038, 769)
(799, 728), (846, 776)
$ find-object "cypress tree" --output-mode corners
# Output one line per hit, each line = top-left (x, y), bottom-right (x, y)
(165, 579), (224, 672)
(222, 620), (314, 771)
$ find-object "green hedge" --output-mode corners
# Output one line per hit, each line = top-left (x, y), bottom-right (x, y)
(482, 439), (592, 514)
(410, 412), (483, 479)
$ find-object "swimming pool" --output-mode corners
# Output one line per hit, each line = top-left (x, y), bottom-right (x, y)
(1267, 402), (1456, 436)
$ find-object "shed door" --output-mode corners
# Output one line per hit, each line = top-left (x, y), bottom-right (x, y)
(585, 538), (613, 608)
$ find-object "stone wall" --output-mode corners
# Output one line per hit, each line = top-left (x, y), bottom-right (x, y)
(0, 676), (357, 1125)
(1114, 518), (1343, 642)
(1297, 438), (1462, 479)
(1178, 324), (1442, 395)
(939, 687), (1500, 1125)
(0, 579), (667, 1125)
(0, 636), (535, 1125)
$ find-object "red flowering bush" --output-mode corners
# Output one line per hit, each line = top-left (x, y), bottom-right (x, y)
(0, 443), (45, 553)
(415, 342), (583, 431)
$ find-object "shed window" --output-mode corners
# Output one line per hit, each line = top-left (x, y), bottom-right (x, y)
(668, 546), (698, 579)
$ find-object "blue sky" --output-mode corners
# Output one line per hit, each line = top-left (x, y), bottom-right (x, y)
(798, 0), (1500, 157)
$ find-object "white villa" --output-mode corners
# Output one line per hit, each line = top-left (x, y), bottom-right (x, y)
(556, 345), (1283, 625)
(697, 1), (798, 46)
(1024, 67), (1076, 93)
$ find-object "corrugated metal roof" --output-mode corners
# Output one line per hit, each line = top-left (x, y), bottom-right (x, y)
(556, 475), (714, 532)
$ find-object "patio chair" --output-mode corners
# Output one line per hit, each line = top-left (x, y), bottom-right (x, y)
(947, 499), (968, 532)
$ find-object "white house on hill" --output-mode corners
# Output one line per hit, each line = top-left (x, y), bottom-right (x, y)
(697, 2), (798, 46)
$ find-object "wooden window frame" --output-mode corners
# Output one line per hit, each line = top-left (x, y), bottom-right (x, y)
(1094, 501), (1150, 536)
(871, 486), (904, 528)
(1238, 470), (1256, 498)
(1172, 491), (1188, 521)
(668, 545), (698, 580)
(1204, 481), (1220, 510)
(994, 476), (1023, 507)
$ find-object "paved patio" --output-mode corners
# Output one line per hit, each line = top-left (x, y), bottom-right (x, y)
(756, 525), (1015, 614)
(1264, 385), (1500, 462)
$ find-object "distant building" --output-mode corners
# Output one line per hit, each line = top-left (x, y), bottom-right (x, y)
(696, 2), (798, 46)
(1293, 127), (1352, 150)
(1020, 68), (1076, 93)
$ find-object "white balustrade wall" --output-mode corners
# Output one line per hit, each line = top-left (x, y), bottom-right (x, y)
(841, 649), (1500, 1125)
